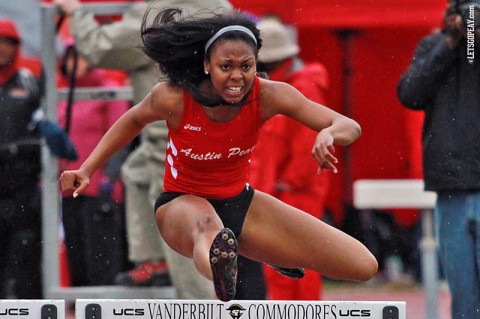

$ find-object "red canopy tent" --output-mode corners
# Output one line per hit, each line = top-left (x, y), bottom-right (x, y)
(230, 0), (445, 28)
(231, 0), (446, 226)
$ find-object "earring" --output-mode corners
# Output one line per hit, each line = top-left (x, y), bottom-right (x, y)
(204, 70), (209, 75)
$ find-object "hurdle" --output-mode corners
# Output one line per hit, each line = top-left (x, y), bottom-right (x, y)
(0, 300), (64, 319)
(75, 299), (406, 319)
(353, 179), (438, 319)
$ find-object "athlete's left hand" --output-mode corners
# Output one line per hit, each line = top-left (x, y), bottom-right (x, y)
(312, 130), (338, 174)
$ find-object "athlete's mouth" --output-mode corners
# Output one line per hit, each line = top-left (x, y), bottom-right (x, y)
(227, 86), (242, 92)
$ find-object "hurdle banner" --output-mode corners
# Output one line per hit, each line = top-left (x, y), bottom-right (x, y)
(0, 300), (64, 319)
(76, 299), (405, 319)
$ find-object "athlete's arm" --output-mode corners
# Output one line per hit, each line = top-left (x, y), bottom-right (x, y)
(259, 79), (361, 173)
(60, 82), (182, 196)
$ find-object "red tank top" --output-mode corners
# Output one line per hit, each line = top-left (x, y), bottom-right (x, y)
(163, 77), (262, 199)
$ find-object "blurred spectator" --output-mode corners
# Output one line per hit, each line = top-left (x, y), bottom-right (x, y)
(58, 39), (130, 286)
(0, 18), (43, 299)
(250, 16), (331, 300)
(0, 0), (57, 78)
(0, 0), (41, 57)
(397, 1), (480, 317)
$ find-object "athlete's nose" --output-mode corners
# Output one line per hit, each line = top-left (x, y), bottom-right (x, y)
(230, 69), (243, 80)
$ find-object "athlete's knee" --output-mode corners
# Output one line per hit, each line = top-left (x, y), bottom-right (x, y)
(196, 215), (221, 234)
(181, 196), (221, 233)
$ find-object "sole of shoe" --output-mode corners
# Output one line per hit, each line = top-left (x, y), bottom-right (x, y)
(209, 228), (238, 302)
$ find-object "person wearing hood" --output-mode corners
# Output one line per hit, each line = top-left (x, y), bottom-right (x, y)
(249, 17), (332, 300)
(397, 1), (480, 318)
(0, 18), (43, 299)
(57, 39), (130, 286)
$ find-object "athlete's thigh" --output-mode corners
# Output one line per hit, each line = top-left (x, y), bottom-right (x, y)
(238, 191), (322, 265)
(239, 191), (367, 277)
(155, 194), (222, 257)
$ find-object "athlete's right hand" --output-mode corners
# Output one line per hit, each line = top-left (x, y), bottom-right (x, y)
(60, 169), (90, 198)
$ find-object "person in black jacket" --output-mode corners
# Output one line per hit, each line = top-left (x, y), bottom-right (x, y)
(0, 18), (42, 299)
(397, 1), (480, 318)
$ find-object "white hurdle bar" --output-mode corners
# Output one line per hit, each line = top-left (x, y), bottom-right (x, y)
(75, 299), (406, 319)
(0, 300), (64, 319)
(353, 179), (438, 319)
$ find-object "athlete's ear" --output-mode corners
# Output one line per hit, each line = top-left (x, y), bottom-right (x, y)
(204, 59), (211, 75)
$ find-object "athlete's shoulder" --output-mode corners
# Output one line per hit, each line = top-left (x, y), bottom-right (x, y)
(149, 81), (184, 122)
(259, 77), (298, 105)
(151, 81), (183, 104)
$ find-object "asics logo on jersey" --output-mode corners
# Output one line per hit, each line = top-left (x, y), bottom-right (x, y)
(184, 124), (202, 131)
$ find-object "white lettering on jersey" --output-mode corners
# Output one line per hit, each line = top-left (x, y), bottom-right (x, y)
(168, 139), (178, 179)
(228, 146), (255, 158)
(169, 138), (178, 156)
(180, 148), (222, 160)
(177, 146), (255, 161)
(168, 137), (254, 181)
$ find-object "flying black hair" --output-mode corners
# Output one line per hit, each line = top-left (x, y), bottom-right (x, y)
(140, 7), (262, 107)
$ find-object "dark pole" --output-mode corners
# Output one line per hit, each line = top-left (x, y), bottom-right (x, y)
(335, 29), (359, 206)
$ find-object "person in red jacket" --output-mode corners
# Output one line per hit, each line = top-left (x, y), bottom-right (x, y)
(250, 16), (332, 300)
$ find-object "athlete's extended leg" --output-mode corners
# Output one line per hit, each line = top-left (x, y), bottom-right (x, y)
(155, 195), (222, 278)
(239, 191), (378, 281)
(155, 195), (239, 301)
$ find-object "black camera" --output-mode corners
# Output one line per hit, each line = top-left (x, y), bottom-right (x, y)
(456, 1), (480, 29)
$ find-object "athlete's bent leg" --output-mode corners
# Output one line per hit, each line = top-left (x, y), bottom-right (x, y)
(239, 191), (378, 281)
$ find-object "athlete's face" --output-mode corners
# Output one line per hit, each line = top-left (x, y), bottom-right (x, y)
(204, 39), (257, 105)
